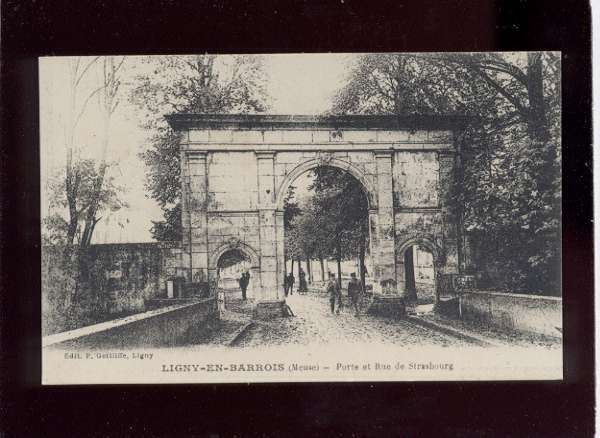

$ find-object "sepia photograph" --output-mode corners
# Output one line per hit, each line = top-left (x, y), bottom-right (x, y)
(40, 52), (563, 384)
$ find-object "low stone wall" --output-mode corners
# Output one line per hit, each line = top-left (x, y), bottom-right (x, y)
(460, 291), (562, 338)
(42, 298), (218, 349)
(42, 242), (185, 335)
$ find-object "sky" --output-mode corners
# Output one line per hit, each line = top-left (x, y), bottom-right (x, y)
(40, 54), (352, 243)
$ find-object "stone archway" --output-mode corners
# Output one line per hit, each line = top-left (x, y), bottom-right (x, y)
(210, 239), (261, 303)
(273, 156), (375, 299)
(168, 114), (463, 318)
(396, 236), (441, 304)
(275, 156), (378, 210)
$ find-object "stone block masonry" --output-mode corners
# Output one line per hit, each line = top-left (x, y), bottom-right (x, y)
(167, 114), (470, 318)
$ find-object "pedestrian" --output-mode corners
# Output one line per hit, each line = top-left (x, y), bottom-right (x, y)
(283, 273), (289, 297)
(245, 271), (251, 297)
(240, 271), (249, 300)
(326, 272), (340, 314)
(299, 269), (307, 293)
(348, 273), (362, 317)
(287, 272), (295, 295)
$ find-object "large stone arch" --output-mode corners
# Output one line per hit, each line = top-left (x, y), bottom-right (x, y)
(275, 156), (378, 210)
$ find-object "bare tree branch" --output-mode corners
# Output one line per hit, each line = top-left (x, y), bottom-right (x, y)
(75, 57), (100, 87)
(73, 84), (105, 129)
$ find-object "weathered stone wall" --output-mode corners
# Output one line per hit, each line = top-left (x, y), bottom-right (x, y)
(393, 151), (439, 207)
(82, 243), (181, 307)
(42, 242), (184, 335)
(207, 213), (260, 255)
(208, 151), (258, 210)
(460, 291), (562, 338)
(43, 298), (218, 349)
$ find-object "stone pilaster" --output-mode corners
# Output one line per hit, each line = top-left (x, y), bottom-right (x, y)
(368, 209), (380, 291)
(438, 151), (459, 275)
(185, 151), (209, 284)
(368, 150), (404, 317)
(373, 150), (398, 294)
(180, 150), (191, 280)
(275, 209), (286, 295)
(255, 151), (283, 305)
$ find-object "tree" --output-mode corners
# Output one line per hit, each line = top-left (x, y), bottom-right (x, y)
(282, 185), (301, 273)
(130, 55), (270, 241)
(332, 52), (561, 294)
(310, 166), (370, 287)
(44, 159), (127, 246)
(60, 56), (126, 249)
(64, 57), (100, 247)
(283, 167), (370, 288)
(79, 57), (125, 247)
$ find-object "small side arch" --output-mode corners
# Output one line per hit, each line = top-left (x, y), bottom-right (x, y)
(396, 236), (441, 264)
(396, 235), (442, 303)
(209, 239), (260, 270)
(274, 157), (378, 210)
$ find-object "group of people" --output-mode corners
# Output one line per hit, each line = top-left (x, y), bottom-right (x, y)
(283, 269), (308, 296)
(326, 272), (363, 317)
(247, 268), (363, 316)
(238, 271), (251, 300)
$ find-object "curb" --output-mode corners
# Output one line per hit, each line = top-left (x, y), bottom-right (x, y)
(405, 316), (501, 347)
(227, 322), (255, 346)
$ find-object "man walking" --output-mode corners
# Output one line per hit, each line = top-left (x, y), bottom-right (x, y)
(287, 272), (295, 295)
(326, 272), (340, 314)
(239, 271), (250, 300)
(348, 273), (362, 317)
(299, 269), (307, 293)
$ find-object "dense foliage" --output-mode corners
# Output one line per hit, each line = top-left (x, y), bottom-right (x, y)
(332, 53), (561, 294)
(130, 55), (270, 241)
(285, 167), (370, 286)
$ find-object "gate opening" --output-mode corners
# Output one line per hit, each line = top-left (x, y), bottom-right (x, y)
(216, 249), (253, 304)
(282, 165), (372, 301)
(403, 244), (436, 305)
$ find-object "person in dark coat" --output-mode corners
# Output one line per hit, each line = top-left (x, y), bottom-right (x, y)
(299, 269), (307, 293)
(347, 273), (362, 317)
(239, 271), (250, 300)
(287, 272), (295, 295)
(284, 273), (289, 297)
(326, 272), (341, 314)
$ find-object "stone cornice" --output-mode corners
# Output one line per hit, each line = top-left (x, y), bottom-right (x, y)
(182, 143), (455, 152)
(166, 113), (474, 131)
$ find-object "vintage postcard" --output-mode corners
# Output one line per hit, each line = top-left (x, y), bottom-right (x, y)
(40, 52), (562, 384)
